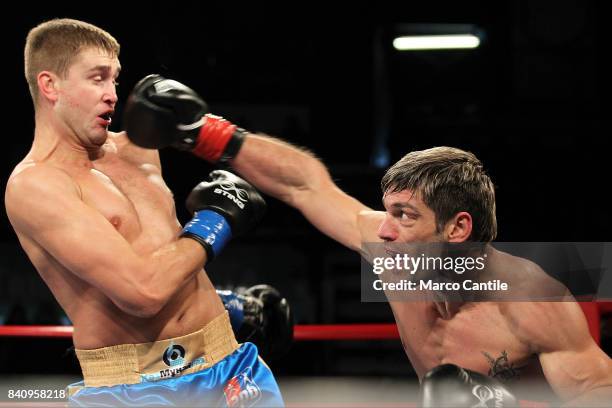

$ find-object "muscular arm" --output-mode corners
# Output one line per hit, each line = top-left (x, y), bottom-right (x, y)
(5, 165), (206, 318)
(123, 77), (380, 250)
(230, 134), (376, 251)
(525, 302), (612, 406)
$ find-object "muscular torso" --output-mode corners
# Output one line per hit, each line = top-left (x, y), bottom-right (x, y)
(390, 301), (556, 399)
(10, 132), (224, 349)
(358, 211), (557, 400)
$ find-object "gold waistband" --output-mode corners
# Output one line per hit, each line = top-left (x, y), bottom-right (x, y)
(75, 311), (238, 387)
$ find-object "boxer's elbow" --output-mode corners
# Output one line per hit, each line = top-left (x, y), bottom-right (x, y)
(112, 273), (168, 318)
(136, 294), (166, 318)
(133, 279), (171, 317)
(112, 289), (165, 318)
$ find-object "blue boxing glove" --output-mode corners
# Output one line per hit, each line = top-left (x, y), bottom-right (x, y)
(182, 171), (266, 261)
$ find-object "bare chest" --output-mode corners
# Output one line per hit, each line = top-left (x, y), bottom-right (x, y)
(392, 302), (536, 381)
(77, 154), (180, 253)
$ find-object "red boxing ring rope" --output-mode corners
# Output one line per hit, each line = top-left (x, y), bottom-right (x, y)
(0, 301), (605, 343)
(0, 325), (74, 338)
(294, 323), (398, 340)
(0, 324), (399, 341)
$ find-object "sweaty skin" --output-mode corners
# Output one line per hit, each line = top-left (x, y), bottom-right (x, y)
(6, 48), (224, 349)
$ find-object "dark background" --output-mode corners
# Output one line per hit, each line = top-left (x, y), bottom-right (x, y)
(1, 1), (609, 378)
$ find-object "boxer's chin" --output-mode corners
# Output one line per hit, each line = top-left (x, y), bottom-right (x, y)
(89, 127), (109, 147)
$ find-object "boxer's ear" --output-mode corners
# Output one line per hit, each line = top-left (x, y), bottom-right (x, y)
(445, 211), (472, 242)
(38, 71), (60, 103)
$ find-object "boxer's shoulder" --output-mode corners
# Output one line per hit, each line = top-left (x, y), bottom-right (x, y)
(501, 300), (587, 354)
(7, 160), (78, 196)
(357, 209), (385, 255)
(356, 210), (385, 259)
(5, 161), (82, 236)
(357, 210), (385, 240)
(106, 130), (161, 169)
(489, 248), (570, 300)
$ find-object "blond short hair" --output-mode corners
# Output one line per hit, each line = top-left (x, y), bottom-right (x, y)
(24, 18), (120, 103)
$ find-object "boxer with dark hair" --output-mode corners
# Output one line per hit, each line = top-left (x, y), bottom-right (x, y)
(7, 20), (284, 407)
(124, 75), (612, 406)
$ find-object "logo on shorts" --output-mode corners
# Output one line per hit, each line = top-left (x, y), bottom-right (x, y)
(163, 344), (186, 367)
(140, 343), (206, 382)
(471, 384), (504, 408)
(223, 367), (262, 408)
(215, 181), (249, 209)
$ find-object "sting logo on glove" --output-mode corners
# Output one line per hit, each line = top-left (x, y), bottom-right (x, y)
(471, 385), (501, 408)
(215, 181), (250, 209)
(182, 170), (266, 261)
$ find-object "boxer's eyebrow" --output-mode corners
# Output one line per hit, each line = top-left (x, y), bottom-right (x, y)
(393, 203), (421, 214)
(88, 65), (121, 77)
(382, 199), (421, 214)
(88, 65), (109, 73)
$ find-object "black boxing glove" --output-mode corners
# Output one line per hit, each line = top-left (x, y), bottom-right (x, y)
(182, 170), (266, 261)
(123, 74), (246, 162)
(243, 284), (294, 361)
(217, 285), (293, 361)
(420, 364), (518, 408)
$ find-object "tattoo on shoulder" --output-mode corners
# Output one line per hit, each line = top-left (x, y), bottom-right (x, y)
(482, 350), (520, 382)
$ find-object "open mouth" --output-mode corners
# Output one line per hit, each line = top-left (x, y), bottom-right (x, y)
(98, 111), (114, 125)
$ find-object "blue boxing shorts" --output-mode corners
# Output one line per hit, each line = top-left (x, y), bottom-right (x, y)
(67, 312), (283, 407)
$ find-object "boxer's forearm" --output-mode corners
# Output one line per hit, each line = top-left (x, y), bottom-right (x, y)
(231, 133), (332, 207)
(118, 238), (207, 318)
(230, 133), (369, 251)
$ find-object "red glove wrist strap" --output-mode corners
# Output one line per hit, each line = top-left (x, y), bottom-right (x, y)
(192, 114), (237, 162)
